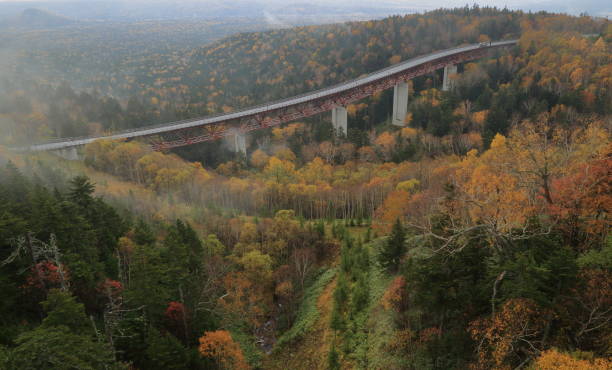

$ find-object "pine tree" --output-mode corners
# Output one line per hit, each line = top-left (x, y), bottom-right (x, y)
(333, 274), (349, 304)
(164, 219), (203, 276)
(68, 176), (95, 209)
(9, 288), (120, 369)
(330, 303), (344, 333)
(351, 275), (369, 312)
(315, 220), (325, 237)
(340, 238), (353, 275)
(145, 328), (190, 369)
(328, 345), (340, 370)
(9, 326), (119, 370)
(378, 218), (406, 272)
(134, 219), (156, 245)
(41, 289), (91, 335)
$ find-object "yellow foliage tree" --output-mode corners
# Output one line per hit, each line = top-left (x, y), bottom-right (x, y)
(250, 149), (269, 168)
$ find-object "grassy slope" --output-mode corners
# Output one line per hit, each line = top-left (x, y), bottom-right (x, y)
(336, 238), (401, 369)
(361, 238), (404, 369)
(263, 275), (338, 369)
(274, 268), (337, 350)
(264, 237), (402, 370)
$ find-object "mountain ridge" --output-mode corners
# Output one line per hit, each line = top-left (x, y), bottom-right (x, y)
(0, 8), (76, 29)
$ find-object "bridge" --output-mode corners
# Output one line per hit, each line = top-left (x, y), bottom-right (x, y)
(19, 40), (517, 159)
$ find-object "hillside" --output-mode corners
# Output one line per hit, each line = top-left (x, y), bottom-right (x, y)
(136, 8), (603, 113)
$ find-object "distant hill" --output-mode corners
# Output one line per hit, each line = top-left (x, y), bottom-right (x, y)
(0, 8), (75, 29)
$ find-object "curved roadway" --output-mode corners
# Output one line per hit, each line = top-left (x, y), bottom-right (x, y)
(21, 40), (517, 152)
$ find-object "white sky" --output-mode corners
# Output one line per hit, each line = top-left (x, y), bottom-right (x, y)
(0, 0), (608, 17)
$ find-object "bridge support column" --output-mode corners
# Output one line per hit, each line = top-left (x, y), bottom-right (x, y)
(233, 133), (247, 155)
(442, 64), (458, 91)
(392, 81), (409, 126)
(332, 106), (347, 136)
(53, 147), (80, 161)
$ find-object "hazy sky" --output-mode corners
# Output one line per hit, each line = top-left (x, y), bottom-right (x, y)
(0, 0), (608, 17)
(0, 0), (603, 6)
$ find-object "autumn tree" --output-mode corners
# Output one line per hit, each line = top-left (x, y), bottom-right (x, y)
(505, 116), (608, 206)
(469, 298), (550, 369)
(532, 348), (611, 370)
(198, 330), (250, 370)
(250, 149), (269, 168)
(548, 146), (611, 247)
(382, 276), (408, 313)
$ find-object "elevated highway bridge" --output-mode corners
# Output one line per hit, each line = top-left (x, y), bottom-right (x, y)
(18, 40), (517, 158)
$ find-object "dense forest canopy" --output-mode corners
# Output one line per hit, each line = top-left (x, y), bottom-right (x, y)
(0, 6), (610, 370)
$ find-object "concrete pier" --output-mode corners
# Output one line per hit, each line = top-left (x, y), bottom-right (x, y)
(53, 147), (80, 161)
(442, 64), (458, 91)
(332, 106), (347, 136)
(392, 82), (409, 126)
(233, 133), (247, 155)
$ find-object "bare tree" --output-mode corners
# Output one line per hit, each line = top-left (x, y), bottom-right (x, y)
(2, 232), (69, 291)
(292, 247), (314, 290)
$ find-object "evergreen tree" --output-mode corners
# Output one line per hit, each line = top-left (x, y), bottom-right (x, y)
(145, 329), (190, 370)
(333, 274), (349, 305)
(328, 345), (340, 370)
(351, 275), (369, 313)
(8, 288), (120, 369)
(41, 290), (91, 335)
(8, 326), (120, 370)
(164, 219), (203, 276)
(134, 219), (156, 246)
(125, 243), (173, 321)
(315, 219), (325, 238)
(0, 345), (8, 369)
(330, 303), (344, 333)
(68, 176), (95, 209)
(378, 218), (406, 272)
(340, 238), (354, 275)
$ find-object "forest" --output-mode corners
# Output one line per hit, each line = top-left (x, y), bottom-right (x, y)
(0, 6), (610, 370)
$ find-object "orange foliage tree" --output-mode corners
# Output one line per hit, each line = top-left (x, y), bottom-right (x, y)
(198, 330), (250, 369)
(469, 298), (550, 369)
(382, 276), (408, 313)
(533, 348), (611, 370)
(548, 146), (611, 246)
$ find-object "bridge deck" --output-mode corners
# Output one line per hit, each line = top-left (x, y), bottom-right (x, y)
(21, 40), (517, 152)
